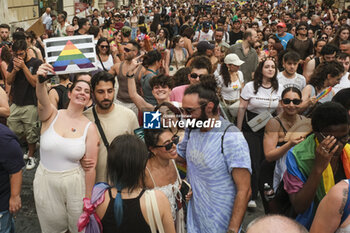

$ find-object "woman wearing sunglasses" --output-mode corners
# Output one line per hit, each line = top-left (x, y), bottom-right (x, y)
(144, 128), (189, 231)
(260, 87), (307, 213)
(96, 37), (118, 72)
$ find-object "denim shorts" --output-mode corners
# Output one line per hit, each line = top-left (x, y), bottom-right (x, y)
(0, 210), (14, 233)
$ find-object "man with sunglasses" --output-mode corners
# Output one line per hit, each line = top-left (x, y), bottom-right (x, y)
(286, 22), (313, 70)
(109, 40), (140, 115)
(177, 77), (251, 233)
(283, 102), (350, 229)
(170, 56), (211, 103)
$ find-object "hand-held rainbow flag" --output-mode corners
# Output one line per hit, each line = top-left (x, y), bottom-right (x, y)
(44, 35), (97, 75)
(316, 87), (332, 102)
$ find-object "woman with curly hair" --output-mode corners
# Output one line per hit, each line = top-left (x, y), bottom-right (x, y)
(237, 58), (283, 208)
(300, 61), (344, 115)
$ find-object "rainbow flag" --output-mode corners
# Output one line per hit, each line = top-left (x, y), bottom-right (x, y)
(44, 35), (97, 75)
(316, 87), (332, 102)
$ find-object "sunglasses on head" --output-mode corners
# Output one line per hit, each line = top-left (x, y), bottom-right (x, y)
(124, 47), (133, 52)
(154, 135), (180, 151)
(190, 73), (204, 79)
(282, 98), (302, 105)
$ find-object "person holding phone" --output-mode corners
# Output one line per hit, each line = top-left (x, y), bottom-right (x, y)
(283, 102), (350, 229)
(144, 127), (191, 232)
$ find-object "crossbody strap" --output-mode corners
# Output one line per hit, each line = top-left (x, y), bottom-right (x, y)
(92, 106), (109, 149)
(221, 124), (234, 155)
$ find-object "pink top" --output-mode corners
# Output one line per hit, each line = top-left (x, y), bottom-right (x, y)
(170, 85), (189, 103)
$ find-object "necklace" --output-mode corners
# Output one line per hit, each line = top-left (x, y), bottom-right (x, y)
(71, 128), (76, 132)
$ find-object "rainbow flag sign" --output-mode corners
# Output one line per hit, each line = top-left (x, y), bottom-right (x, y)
(44, 35), (97, 75)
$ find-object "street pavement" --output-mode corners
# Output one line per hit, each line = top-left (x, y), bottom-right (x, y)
(15, 159), (264, 233)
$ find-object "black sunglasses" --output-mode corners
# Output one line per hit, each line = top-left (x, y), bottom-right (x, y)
(282, 98), (302, 105)
(298, 27), (307, 30)
(124, 47), (134, 52)
(321, 36), (328, 40)
(180, 102), (208, 115)
(100, 45), (109, 49)
(154, 135), (180, 151)
(190, 73), (204, 79)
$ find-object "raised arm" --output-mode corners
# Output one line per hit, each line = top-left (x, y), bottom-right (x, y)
(36, 63), (57, 122)
(289, 135), (338, 213)
(127, 56), (154, 112)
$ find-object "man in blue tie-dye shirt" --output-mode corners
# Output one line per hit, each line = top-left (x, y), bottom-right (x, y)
(177, 76), (251, 233)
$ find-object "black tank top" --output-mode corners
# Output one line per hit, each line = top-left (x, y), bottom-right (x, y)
(275, 116), (288, 147)
(315, 57), (321, 69)
(101, 189), (152, 233)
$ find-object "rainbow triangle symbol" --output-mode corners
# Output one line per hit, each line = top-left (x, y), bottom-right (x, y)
(53, 40), (95, 71)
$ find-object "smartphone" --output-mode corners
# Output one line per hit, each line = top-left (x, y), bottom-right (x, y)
(180, 180), (191, 201)
(134, 127), (145, 141)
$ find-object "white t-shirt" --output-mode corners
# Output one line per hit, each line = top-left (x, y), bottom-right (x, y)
(217, 71), (244, 101)
(241, 81), (283, 114)
(194, 30), (214, 42)
(333, 72), (350, 94)
(277, 72), (306, 91)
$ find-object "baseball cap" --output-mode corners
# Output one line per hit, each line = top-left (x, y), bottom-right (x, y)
(277, 22), (286, 28)
(202, 22), (210, 28)
(197, 41), (215, 53)
(224, 53), (244, 66)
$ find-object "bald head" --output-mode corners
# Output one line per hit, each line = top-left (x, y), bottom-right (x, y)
(247, 215), (308, 233)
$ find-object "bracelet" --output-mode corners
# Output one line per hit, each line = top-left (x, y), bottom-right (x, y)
(126, 73), (135, 79)
(227, 229), (236, 233)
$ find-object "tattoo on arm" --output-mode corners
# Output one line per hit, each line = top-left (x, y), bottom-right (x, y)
(339, 188), (349, 215)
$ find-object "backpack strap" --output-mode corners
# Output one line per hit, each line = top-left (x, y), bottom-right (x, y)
(221, 124), (234, 154)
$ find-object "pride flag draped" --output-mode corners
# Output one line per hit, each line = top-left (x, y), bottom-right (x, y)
(44, 35), (97, 75)
(286, 134), (350, 229)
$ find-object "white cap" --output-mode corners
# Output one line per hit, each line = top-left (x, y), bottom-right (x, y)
(224, 53), (244, 66)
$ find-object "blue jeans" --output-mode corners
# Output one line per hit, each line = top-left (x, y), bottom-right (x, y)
(0, 210), (14, 233)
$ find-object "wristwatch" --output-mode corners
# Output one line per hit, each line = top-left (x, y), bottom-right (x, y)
(126, 73), (135, 79)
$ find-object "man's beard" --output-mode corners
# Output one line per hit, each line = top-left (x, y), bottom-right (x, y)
(96, 99), (113, 110)
(188, 108), (208, 129)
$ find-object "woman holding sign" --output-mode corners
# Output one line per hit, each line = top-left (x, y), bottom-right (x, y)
(34, 63), (99, 233)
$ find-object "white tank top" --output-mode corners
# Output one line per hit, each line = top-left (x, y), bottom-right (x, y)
(146, 159), (182, 220)
(97, 54), (114, 71)
(40, 110), (91, 171)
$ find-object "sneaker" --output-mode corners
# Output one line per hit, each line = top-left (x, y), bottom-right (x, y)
(23, 152), (28, 160)
(248, 200), (257, 208)
(26, 157), (36, 170)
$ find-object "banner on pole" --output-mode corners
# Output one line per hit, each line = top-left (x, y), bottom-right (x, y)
(44, 35), (97, 75)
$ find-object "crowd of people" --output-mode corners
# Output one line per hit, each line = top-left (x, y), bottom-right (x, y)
(0, 0), (350, 232)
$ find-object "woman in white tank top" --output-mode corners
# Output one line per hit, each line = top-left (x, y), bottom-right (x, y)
(144, 128), (190, 233)
(34, 63), (99, 233)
